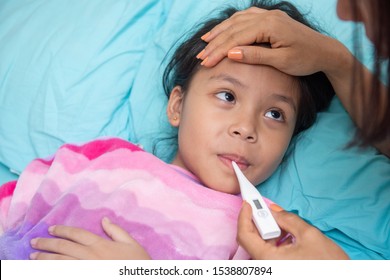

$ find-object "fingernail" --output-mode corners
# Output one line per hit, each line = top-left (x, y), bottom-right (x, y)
(30, 238), (38, 247)
(102, 217), (111, 224)
(196, 49), (205, 59)
(30, 252), (38, 260)
(228, 49), (243, 60)
(200, 56), (209, 66)
(201, 32), (210, 41)
(269, 203), (284, 212)
(48, 225), (55, 234)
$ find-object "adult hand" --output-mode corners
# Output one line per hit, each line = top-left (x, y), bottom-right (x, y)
(30, 217), (151, 260)
(198, 7), (346, 77)
(237, 201), (349, 259)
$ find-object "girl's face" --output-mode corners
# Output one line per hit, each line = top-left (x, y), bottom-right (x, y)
(168, 58), (299, 194)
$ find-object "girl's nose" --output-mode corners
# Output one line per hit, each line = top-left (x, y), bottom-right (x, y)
(229, 119), (258, 143)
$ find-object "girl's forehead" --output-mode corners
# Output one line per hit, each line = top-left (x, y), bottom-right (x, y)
(194, 58), (299, 93)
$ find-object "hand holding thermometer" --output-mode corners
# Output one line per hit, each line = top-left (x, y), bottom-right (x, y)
(232, 161), (281, 240)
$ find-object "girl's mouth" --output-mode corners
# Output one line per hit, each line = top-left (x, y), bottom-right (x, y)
(218, 154), (250, 171)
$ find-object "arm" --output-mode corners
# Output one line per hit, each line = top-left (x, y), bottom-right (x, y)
(199, 8), (389, 156)
(237, 202), (349, 259)
(30, 217), (151, 260)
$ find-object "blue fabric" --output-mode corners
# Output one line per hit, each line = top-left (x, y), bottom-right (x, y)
(0, 0), (163, 173)
(0, 163), (17, 186)
(0, 0), (388, 259)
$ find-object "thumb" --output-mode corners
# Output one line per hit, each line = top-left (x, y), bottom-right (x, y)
(237, 201), (267, 256)
(237, 201), (258, 236)
(101, 217), (136, 244)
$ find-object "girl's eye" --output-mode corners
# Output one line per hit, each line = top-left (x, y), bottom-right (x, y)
(265, 110), (284, 121)
(215, 91), (235, 103)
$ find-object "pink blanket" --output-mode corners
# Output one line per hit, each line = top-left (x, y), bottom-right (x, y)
(0, 137), (248, 259)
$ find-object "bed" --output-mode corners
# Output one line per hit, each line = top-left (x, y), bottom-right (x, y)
(0, 0), (389, 259)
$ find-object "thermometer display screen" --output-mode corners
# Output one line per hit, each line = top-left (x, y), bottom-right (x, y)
(253, 199), (263, 210)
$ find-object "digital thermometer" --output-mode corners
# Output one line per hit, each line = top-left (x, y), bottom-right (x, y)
(232, 161), (281, 240)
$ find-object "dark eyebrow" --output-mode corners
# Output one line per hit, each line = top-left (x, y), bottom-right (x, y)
(209, 73), (248, 89)
(271, 93), (297, 113)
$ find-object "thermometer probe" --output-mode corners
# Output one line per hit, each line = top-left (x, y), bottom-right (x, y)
(232, 161), (281, 240)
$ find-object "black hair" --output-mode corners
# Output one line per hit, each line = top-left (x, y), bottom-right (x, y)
(162, 0), (335, 136)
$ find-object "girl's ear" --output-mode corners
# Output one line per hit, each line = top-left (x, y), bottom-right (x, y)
(167, 86), (184, 127)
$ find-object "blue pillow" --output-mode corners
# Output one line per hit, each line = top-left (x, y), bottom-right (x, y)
(0, 163), (18, 184)
(0, 0), (164, 174)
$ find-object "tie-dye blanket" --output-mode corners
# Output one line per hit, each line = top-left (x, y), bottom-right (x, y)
(0, 137), (249, 260)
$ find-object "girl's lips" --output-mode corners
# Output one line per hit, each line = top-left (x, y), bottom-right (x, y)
(218, 154), (249, 171)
